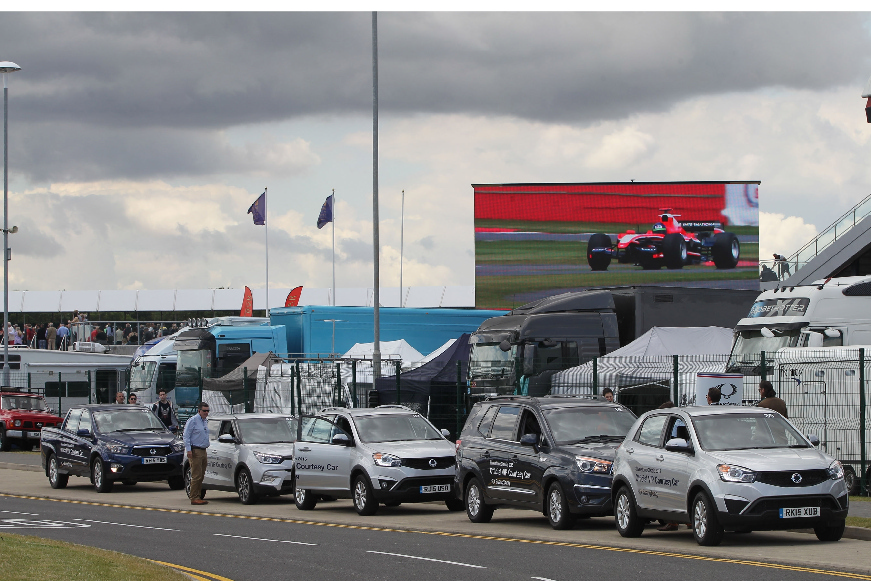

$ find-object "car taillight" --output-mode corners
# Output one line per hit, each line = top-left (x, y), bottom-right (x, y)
(455, 439), (461, 452)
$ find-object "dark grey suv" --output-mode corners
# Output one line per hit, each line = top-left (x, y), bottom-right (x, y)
(455, 395), (637, 529)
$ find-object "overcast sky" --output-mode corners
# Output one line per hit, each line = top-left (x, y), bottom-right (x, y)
(2, 11), (871, 297)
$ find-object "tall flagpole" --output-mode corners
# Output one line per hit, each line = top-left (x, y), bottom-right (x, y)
(264, 187), (269, 318)
(372, 11), (381, 379)
(332, 188), (336, 307)
(400, 189), (404, 308)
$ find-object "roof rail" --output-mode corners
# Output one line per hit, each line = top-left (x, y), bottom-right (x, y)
(319, 407), (348, 413)
(375, 405), (413, 411)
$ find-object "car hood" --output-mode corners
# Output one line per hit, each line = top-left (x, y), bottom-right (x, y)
(707, 447), (831, 471)
(243, 443), (295, 456)
(99, 431), (177, 446)
(563, 442), (621, 460)
(361, 439), (455, 457)
(3, 411), (63, 423)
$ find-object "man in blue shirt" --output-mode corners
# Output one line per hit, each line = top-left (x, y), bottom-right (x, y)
(183, 402), (210, 505)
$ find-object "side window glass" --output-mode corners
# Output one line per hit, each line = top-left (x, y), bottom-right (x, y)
(64, 409), (83, 434)
(334, 417), (354, 441)
(79, 410), (93, 434)
(208, 420), (221, 441)
(635, 414), (668, 448)
(219, 421), (235, 438)
(489, 406), (521, 441)
(665, 416), (689, 442)
(477, 405), (498, 437)
(518, 409), (542, 440)
(300, 417), (336, 444)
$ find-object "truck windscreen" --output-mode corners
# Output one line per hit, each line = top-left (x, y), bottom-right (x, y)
(729, 329), (801, 362)
(469, 343), (515, 375)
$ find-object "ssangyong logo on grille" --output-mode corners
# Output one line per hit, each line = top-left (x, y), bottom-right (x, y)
(150, 448), (157, 455)
(791, 473), (802, 484)
(429, 458), (437, 468)
(36, 422), (43, 427)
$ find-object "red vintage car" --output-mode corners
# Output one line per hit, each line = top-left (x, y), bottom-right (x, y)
(0, 391), (63, 451)
(587, 210), (740, 271)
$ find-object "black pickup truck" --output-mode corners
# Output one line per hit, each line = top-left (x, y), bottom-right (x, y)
(40, 404), (185, 493)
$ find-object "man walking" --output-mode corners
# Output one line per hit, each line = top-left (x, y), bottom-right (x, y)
(151, 389), (179, 432)
(183, 402), (210, 505)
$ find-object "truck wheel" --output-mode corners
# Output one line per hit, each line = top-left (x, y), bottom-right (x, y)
(814, 519), (845, 542)
(465, 478), (494, 523)
(353, 474), (379, 516)
(294, 487), (318, 511)
(237, 468), (259, 505)
(662, 233), (686, 269)
(48, 454), (69, 489)
(92, 459), (114, 493)
(167, 475), (184, 490)
(844, 466), (858, 496)
(712, 232), (740, 269)
(691, 492), (723, 546)
(0, 429), (10, 452)
(614, 487), (644, 537)
(587, 234), (613, 271)
(546, 482), (576, 530)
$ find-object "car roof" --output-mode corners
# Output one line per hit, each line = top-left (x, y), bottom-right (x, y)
(319, 405), (420, 417)
(210, 413), (295, 421)
(655, 406), (778, 418)
(0, 391), (41, 397)
(478, 395), (618, 410)
(71, 404), (154, 411)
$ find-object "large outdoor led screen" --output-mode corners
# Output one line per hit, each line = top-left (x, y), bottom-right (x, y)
(474, 182), (760, 309)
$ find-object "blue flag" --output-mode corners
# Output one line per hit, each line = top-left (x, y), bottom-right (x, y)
(248, 190), (266, 225)
(317, 194), (333, 229)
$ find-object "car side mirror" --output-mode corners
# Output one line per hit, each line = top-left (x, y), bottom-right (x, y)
(440, 429), (451, 439)
(218, 434), (236, 444)
(807, 434), (820, 446)
(332, 433), (351, 446)
(664, 438), (693, 453)
(499, 339), (512, 352)
(520, 433), (539, 447)
(76, 428), (92, 438)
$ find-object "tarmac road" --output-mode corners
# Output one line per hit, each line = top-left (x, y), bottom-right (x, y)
(2, 461), (871, 581)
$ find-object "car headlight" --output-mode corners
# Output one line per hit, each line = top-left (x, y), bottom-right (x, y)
(106, 443), (127, 454)
(576, 456), (612, 474)
(171, 440), (185, 453)
(13, 420), (21, 427)
(373, 453), (402, 467)
(827, 460), (845, 480)
(717, 464), (756, 483)
(253, 451), (283, 464)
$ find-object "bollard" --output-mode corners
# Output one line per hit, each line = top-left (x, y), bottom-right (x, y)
(395, 360), (401, 405)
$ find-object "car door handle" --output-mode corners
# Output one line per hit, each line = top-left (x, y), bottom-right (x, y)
(656, 455), (664, 462)
(482, 451), (490, 458)
(626, 447), (634, 454)
(297, 447), (311, 452)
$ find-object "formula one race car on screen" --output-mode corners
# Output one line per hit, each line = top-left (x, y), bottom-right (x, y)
(586, 210), (740, 271)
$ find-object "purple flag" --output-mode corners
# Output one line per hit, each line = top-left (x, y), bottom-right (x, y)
(248, 190), (266, 225)
(317, 194), (333, 229)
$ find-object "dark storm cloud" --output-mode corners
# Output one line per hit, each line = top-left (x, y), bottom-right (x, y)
(1, 12), (869, 181)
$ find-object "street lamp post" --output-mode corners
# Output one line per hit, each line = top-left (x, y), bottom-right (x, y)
(1, 61), (21, 388)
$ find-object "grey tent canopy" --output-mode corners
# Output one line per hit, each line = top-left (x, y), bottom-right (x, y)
(202, 351), (281, 393)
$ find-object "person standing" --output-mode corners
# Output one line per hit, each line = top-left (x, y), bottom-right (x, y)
(56, 323), (69, 350)
(757, 380), (788, 417)
(151, 389), (179, 432)
(106, 324), (114, 344)
(46, 323), (57, 350)
(706, 386), (722, 405)
(183, 402), (210, 505)
(36, 323), (48, 349)
(115, 391), (127, 404)
(602, 387), (615, 402)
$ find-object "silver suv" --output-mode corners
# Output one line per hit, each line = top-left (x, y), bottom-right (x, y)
(183, 413), (297, 505)
(292, 405), (464, 515)
(611, 406), (848, 546)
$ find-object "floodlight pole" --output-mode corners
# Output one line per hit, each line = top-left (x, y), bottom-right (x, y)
(372, 12), (381, 379)
(1, 62), (21, 388)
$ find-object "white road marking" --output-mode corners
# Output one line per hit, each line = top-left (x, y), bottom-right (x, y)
(532, 577), (559, 581)
(0, 510), (39, 516)
(367, 550), (486, 569)
(213, 533), (317, 546)
(0, 519), (89, 529)
(72, 518), (180, 532)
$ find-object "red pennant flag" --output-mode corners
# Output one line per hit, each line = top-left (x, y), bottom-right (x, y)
(241, 286), (254, 317)
(285, 286), (303, 307)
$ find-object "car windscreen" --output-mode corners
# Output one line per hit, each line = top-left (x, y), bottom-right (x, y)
(1, 396), (46, 411)
(543, 407), (637, 445)
(237, 417), (297, 444)
(354, 414), (443, 443)
(692, 413), (809, 451)
(93, 409), (168, 433)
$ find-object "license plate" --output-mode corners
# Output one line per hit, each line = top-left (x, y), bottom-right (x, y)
(420, 484), (450, 494)
(28, 431), (41, 438)
(780, 506), (820, 518)
(142, 457), (167, 464)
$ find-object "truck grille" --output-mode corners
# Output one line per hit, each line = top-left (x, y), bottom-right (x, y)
(401, 456), (455, 470)
(755, 470), (829, 487)
(131, 446), (172, 457)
